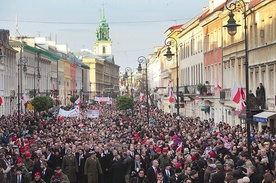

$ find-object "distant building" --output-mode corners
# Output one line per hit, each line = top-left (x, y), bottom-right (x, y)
(80, 5), (119, 98)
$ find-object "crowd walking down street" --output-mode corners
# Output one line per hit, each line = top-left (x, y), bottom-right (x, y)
(0, 101), (276, 183)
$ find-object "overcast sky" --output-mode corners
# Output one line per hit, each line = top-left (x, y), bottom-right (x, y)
(2, 0), (209, 70)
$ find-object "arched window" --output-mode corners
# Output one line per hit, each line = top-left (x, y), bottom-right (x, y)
(102, 46), (106, 54)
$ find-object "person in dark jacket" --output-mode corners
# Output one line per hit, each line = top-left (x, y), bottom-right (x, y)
(210, 163), (225, 183)
(146, 160), (160, 183)
(40, 161), (54, 183)
(110, 154), (126, 183)
(248, 165), (262, 183)
(130, 168), (149, 183)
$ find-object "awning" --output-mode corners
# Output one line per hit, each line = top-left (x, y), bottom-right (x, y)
(253, 112), (276, 123)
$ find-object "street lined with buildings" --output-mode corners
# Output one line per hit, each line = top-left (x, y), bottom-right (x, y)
(0, 0), (276, 132)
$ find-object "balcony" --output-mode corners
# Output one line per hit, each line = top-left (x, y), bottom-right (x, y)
(180, 85), (216, 97)
(220, 89), (231, 102)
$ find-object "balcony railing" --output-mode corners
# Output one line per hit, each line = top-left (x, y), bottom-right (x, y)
(179, 85), (216, 96)
(220, 89), (231, 101)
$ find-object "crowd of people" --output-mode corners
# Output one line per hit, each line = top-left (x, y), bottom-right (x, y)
(0, 101), (276, 183)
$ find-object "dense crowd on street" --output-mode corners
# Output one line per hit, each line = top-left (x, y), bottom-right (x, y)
(0, 101), (276, 183)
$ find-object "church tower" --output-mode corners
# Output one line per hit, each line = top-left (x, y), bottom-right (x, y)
(93, 5), (112, 55)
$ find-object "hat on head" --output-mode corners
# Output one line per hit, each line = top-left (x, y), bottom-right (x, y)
(162, 148), (168, 153)
(173, 135), (178, 139)
(55, 166), (62, 170)
(209, 151), (216, 158)
(90, 151), (96, 155)
(24, 151), (31, 158)
(175, 162), (182, 168)
(191, 155), (197, 161)
(155, 147), (161, 153)
(16, 157), (23, 164)
(190, 170), (197, 176)
(34, 172), (41, 176)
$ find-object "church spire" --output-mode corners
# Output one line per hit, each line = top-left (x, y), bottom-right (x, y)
(101, 2), (105, 20)
(96, 2), (111, 41)
(94, 2), (112, 55)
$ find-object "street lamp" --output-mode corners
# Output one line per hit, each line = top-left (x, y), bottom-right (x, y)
(34, 67), (41, 97)
(17, 56), (28, 129)
(46, 72), (53, 96)
(164, 37), (180, 130)
(137, 56), (149, 124)
(125, 67), (133, 95)
(223, 0), (251, 157)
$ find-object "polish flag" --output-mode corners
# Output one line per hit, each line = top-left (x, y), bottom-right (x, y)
(214, 82), (222, 89)
(176, 142), (182, 153)
(169, 87), (176, 103)
(240, 87), (245, 100)
(231, 83), (240, 104)
(237, 87), (246, 111)
(75, 97), (81, 106)
(21, 94), (27, 104)
(169, 141), (174, 148)
(139, 93), (145, 103)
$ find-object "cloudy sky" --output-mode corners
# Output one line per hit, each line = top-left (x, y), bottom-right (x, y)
(2, 0), (209, 69)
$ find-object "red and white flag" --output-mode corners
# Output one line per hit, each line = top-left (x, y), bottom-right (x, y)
(214, 82), (222, 89)
(139, 92), (145, 103)
(169, 87), (176, 103)
(21, 94), (27, 104)
(169, 141), (174, 148)
(231, 83), (240, 104)
(75, 97), (81, 106)
(176, 142), (182, 153)
(237, 87), (246, 111)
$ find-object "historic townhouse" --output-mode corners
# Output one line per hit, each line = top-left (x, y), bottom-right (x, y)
(176, 10), (207, 119)
(223, 0), (276, 130)
(201, 2), (226, 124)
(0, 30), (17, 116)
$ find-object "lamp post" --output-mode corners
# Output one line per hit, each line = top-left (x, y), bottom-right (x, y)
(137, 56), (149, 124)
(125, 67), (133, 96)
(46, 72), (53, 96)
(17, 56), (28, 129)
(223, 0), (251, 157)
(33, 67), (41, 97)
(164, 37), (180, 131)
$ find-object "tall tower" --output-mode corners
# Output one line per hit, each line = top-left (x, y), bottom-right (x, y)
(93, 4), (112, 55)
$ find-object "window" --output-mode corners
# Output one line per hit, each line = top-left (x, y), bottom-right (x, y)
(102, 46), (106, 54)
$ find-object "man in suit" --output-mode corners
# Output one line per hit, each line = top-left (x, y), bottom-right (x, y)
(14, 168), (28, 183)
(45, 148), (59, 171)
(146, 160), (160, 183)
(169, 168), (183, 183)
(157, 173), (168, 183)
(134, 154), (145, 173)
(75, 149), (86, 183)
(40, 161), (54, 183)
(162, 163), (174, 183)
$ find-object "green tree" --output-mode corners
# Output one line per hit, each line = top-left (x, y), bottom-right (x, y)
(70, 95), (79, 104)
(116, 96), (134, 110)
(31, 96), (54, 112)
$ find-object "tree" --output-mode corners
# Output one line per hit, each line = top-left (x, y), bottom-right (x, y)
(116, 96), (134, 110)
(31, 96), (54, 112)
(70, 95), (79, 104)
